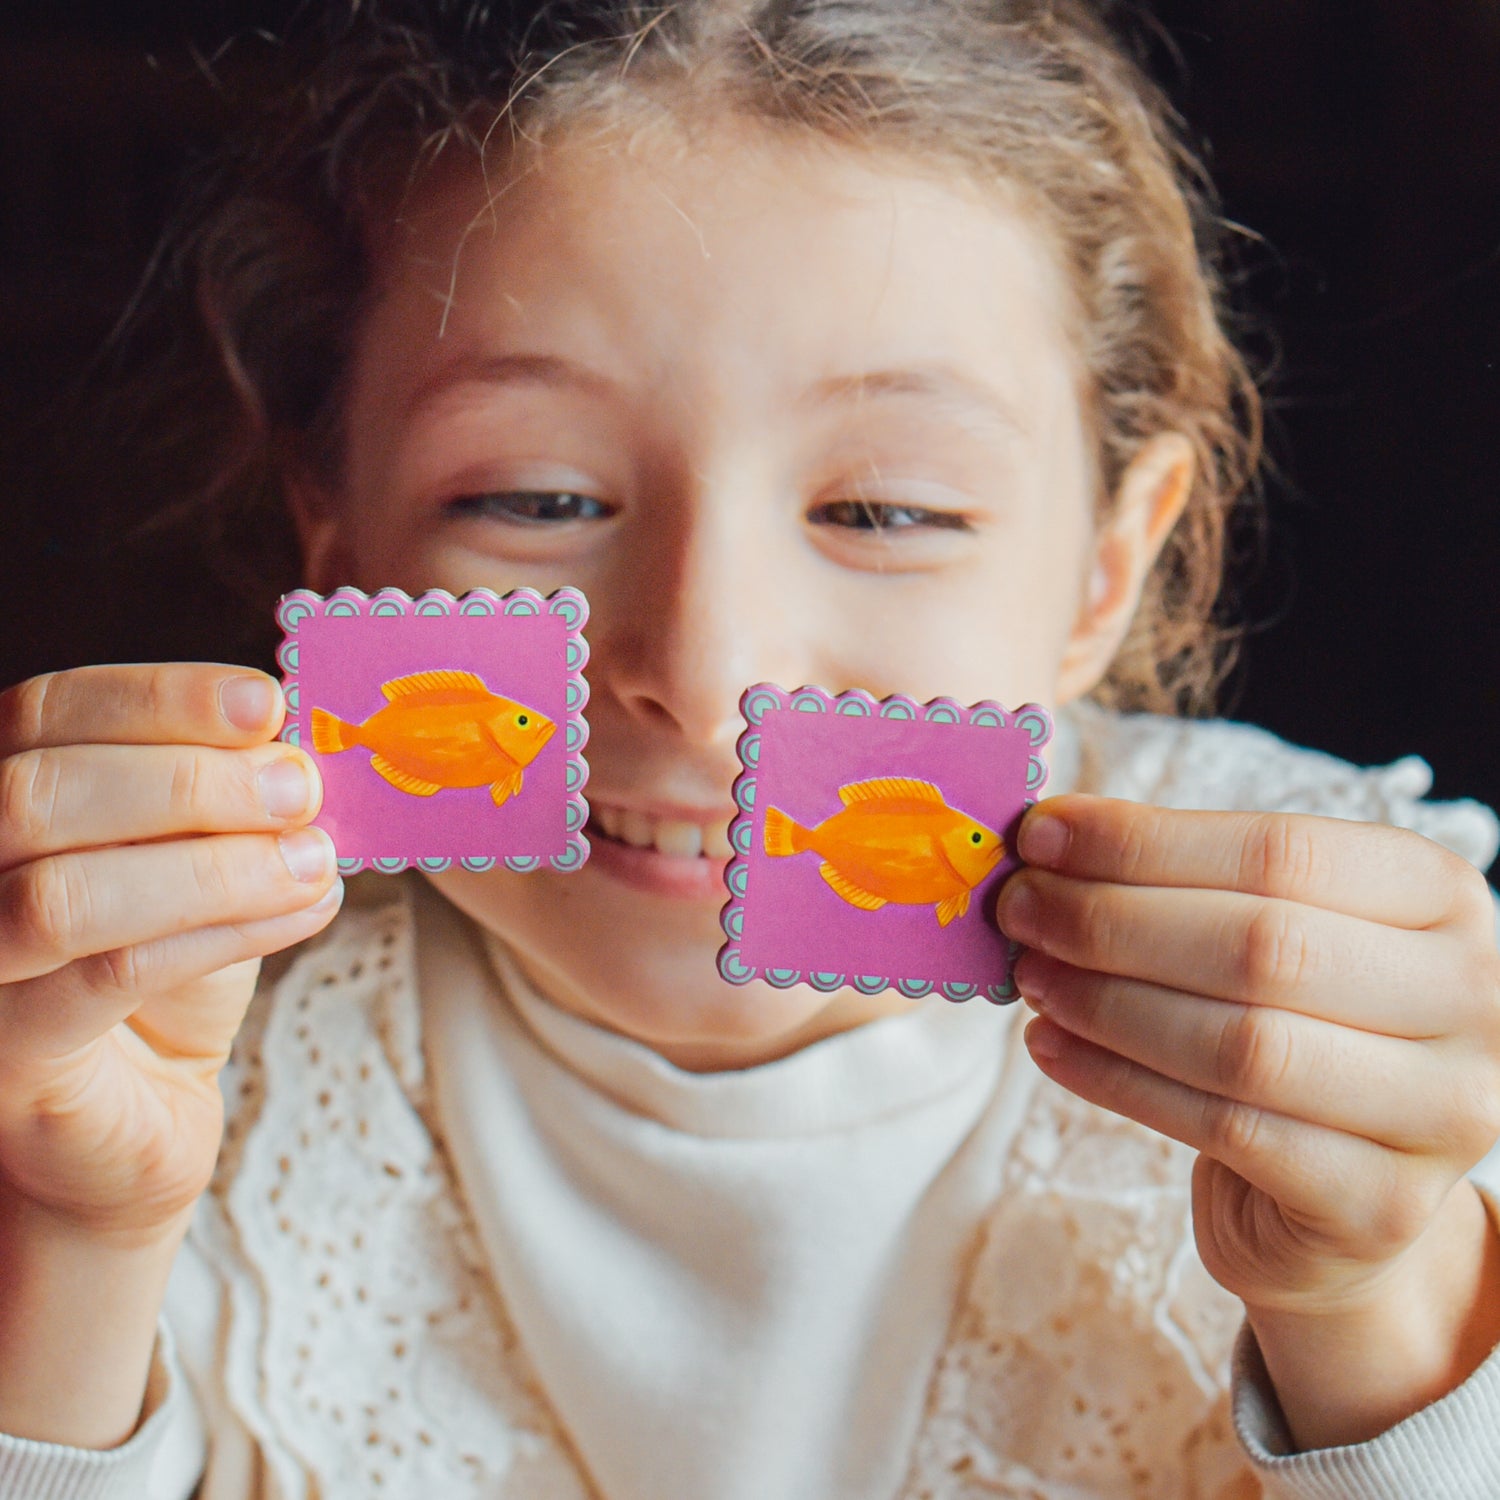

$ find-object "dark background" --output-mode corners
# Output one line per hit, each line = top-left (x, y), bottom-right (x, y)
(3, 3), (1498, 833)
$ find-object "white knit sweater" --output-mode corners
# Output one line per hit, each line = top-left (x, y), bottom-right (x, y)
(3, 702), (1500, 1500)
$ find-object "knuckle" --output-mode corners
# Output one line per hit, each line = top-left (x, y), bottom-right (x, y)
(1201, 1094), (1264, 1159)
(93, 942), (150, 995)
(1238, 902), (1314, 1000)
(0, 750), (57, 850)
(1214, 1006), (1294, 1099)
(1112, 814), (1156, 884)
(1068, 882), (1120, 963)
(1243, 815), (1326, 897)
(10, 855), (83, 956)
(0, 673), (57, 752)
(186, 836), (237, 909)
(139, 665), (179, 725)
(167, 749), (210, 823)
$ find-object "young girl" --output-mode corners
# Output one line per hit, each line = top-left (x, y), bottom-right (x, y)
(2, 2), (1498, 1496)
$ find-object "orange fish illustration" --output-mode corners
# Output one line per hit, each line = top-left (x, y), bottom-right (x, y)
(310, 669), (554, 807)
(763, 777), (1004, 927)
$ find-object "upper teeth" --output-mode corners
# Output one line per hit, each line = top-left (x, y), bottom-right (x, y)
(592, 803), (734, 859)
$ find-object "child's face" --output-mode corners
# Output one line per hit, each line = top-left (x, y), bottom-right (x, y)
(295, 117), (1185, 1068)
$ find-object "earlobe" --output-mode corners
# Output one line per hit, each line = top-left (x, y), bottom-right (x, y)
(1057, 432), (1195, 701)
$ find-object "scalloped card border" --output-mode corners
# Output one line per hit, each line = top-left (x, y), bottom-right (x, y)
(276, 586), (590, 876)
(716, 684), (1052, 1004)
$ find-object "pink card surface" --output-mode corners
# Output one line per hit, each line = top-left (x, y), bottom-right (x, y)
(276, 587), (589, 875)
(717, 685), (1052, 1003)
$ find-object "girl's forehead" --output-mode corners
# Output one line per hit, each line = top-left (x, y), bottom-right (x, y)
(360, 117), (1085, 413)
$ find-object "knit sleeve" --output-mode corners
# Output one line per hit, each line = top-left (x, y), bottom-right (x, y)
(0, 1315), (205, 1500)
(1230, 1258), (1500, 1500)
(1230, 1094), (1500, 1498)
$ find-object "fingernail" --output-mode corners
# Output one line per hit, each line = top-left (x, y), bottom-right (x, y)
(279, 827), (335, 883)
(221, 676), (280, 733)
(258, 759), (312, 820)
(1026, 1017), (1063, 1061)
(1020, 813), (1069, 867)
(308, 878), (345, 914)
(1013, 951), (1050, 1006)
(997, 879), (1039, 942)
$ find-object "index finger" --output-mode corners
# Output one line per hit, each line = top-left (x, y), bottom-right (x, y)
(1015, 794), (1488, 931)
(0, 664), (285, 754)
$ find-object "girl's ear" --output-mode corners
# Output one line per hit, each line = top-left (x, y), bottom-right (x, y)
(283, 464), (352, 596)
(1056, 431), (1194, 702)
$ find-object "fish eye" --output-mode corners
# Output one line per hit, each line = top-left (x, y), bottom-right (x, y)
(518, 714), (529, 726)
(970, 831), (983, 844)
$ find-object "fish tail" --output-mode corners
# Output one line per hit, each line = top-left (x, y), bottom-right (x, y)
(762, 806), (806, 857)
(310, 707), (359, 754)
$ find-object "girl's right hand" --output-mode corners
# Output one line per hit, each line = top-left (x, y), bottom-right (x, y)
(0, 663), (342, 1247)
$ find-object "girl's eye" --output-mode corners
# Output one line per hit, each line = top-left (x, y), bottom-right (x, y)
(447, 491), (614, 525)
(807, 500), (972, 534)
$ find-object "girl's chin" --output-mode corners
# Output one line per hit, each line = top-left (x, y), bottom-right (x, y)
(581, 824), (732, 902)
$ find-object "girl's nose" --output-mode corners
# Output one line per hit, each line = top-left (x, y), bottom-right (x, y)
(598, 500), (798, 749)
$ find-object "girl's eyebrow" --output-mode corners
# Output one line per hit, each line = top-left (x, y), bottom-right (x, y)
(405, 352), (622, 416)
(803, 365), (1029, 440)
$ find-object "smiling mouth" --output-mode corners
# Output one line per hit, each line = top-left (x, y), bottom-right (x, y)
(587, 800), (735, 861)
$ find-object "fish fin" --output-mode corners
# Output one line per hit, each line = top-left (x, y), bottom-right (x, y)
(490, 768), (524, 806)
(838, 776), (946, 807)
(310, 707), (359, 755)
(381, 669), (491, 704)
(368, 754), (444, 797)
(819, 862), (887, 911)
(763, 806), (806, 857)
(935, 890), (971, 928)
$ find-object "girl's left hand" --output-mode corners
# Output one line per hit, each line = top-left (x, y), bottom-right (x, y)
(995, 794), (1500, 1331)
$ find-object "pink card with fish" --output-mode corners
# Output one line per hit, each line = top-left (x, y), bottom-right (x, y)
(276, 587), (589, 875)
(718, 685), (1051, 1003)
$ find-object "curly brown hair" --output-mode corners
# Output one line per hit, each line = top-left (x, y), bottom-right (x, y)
(111, 0), (1262, 713)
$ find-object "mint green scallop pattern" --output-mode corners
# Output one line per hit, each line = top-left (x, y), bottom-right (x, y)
(741, 687), (781, 725)
(1015, 708), (1050, 744)
(278, 595), (316, 630)
(718, 947), (755, 984)
(551, 838), (587, 872)
(835, 694), (873, 716)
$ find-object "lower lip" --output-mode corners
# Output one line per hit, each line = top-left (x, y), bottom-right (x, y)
(584, 824), (731, 901)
